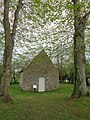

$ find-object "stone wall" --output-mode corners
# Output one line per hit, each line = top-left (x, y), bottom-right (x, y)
(20, 50), (59, 91)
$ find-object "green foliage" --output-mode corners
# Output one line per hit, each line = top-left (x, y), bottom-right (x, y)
(10, 70), (20, 84)
(0, 63), (3, 84)
(86, 64), (90, 76)
(0, 0), (90, 83)
(0, 84), (90, 120)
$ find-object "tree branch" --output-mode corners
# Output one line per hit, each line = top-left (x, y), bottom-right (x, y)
(11, 0), (23, 42)
(3, 0), (11, 44)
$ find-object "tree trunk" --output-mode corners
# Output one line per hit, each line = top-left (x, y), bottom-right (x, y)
(72, 23), (88, 97)
(1, 0), (23, 102)
(71, 0), (90, 98)
(1, 0), (13, 102)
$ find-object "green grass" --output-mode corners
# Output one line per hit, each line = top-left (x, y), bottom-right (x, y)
(0, 83), (90, 120)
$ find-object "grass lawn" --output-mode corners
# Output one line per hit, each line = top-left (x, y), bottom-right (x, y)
(0, 83), (90, 120)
